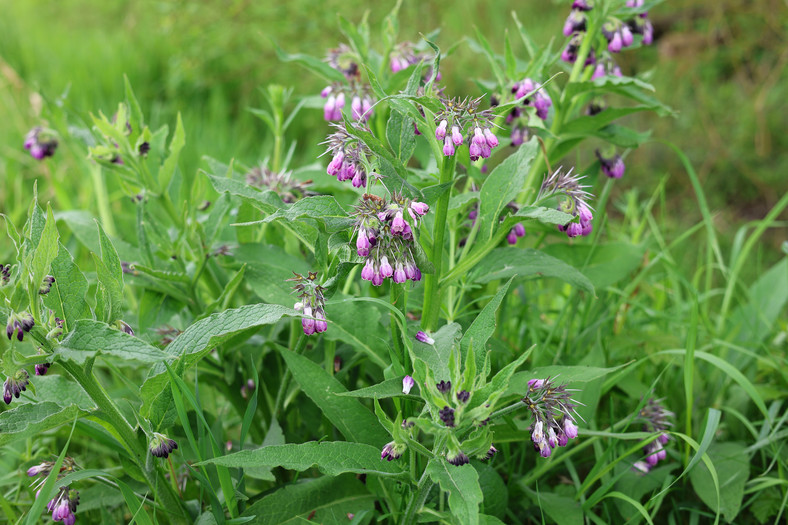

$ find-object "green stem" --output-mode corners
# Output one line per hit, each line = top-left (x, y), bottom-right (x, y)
(402, 468), (434, 525)
(421, 155), (456, 331)
(272, 334), (308, 424)
(60, 361), (189, 524)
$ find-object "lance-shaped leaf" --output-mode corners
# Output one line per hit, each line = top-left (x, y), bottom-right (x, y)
(461, 278), (513, 371)
(198, 441), (406, 477)
(336, 378), (421, 399)
(30, 204), (59, 300)
(477, 139), (538, 245)
(42, 243), (91, 330)
(279, 348), (389, 446)
(410, 323), (462, 384)
(426, 458), (483, 525)
(206, 173), (284, 213)
(507, 363), (632, 396)
(470, 248), (594, 294)
(140, 304), (296, 417)
(241, 474), (374, 524)
(56, 320), (170, 364)
(259, 196), (354, 232)
(0, 402), (87, 447)
(273, 41), (348, 84)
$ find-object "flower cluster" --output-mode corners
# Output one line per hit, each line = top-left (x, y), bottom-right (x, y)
(6, 311), (35, 341)
(633, 398), (673, 473)
(323, 122), (373, 188)
(245, 164), (315, 203)
(149, 432), (179, 459)
(596, 149), (626, 179)
(1, 263), (11, 285)
(560, 1), (595, 64)
(24, 127), (58, 160)
(352, 193), (429, 285)
(381, 441), (406, 461)
(601, 21), (635, 54)
(591, 55), (623, 81)
(512, 78), (553, 121)
(290, 271), (328, 335)
(38, 275), (56, 295)
(522, 378), (582, 458)
(434, 96), (499, 160)
(539, 167), (595, 238)
(28, 457), (80, 525)
(320, 44), (375, 122)
(3, 369), (30, 405)
(389, 41), (441, 81)
(625, 0), (654, 46)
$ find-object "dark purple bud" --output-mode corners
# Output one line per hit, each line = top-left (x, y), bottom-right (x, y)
(436, 380), (452, 393)
(447, 451), (469, 466)
(439, 406), (455, 427)
(150, 433), (178, 458)
(456, 390), (470, 403)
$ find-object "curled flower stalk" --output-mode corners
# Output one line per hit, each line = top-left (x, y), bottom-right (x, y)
(323, 122), (374, 188)
(634, 398), (674, 472)
(538, 167), (595, 238)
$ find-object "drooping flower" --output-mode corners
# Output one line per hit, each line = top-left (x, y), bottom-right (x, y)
(352, 193), (428, 286)
(434, 96), (499, 159)
(539, 167), (595, 239)
(381, 441), (406, 461)
(6, 311), (35, 342)
(322, 122), (373, 188)
(522, 377), (583, 458)
(637, 398), (674, 470)
(402, 375), (415, 395)
(24, 127), (58, 160)
(289, 271), (328, 336)
(596, 149), (626, 179)
(39, 275), (55, 295)
(149, 432), (179, 458)
(3, 369), (30, 405)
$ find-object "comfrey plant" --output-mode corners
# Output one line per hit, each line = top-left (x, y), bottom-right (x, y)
(1, 1), (678, 523)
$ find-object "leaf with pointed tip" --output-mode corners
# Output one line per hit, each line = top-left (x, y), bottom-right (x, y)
(56, 320), (170, 364)
(411, 323), (461, 383)
(336, 378), (421, 399)
(426, 458), (483, 525)
(198, 441), (406, 477)
(461, 278), (513, 371)
(470, 248), (594, 294)
(279, 348), (389, 446)
(140, 304), (297, 418)
(261, 196), (353, 232)
(42, 243), (91, 330)
(0, 402), (87, 447)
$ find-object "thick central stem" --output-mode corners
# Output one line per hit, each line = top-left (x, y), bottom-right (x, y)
(421, 154), (456, 331)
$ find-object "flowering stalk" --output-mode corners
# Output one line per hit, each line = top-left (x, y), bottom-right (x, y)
(421, 154), (456, 331)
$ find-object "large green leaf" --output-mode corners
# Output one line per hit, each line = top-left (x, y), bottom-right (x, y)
(140, 304), (296, 417)
(336, 377), (421, 399)
(0, 402), (86, 446)
(323, 298), (388, 369)
(507, 363), (632, 395)
(279, 349), (389, 446)
(56, 320), (170, 364)
(235, 244), (310, 306)
(527, 490), (583, 525)
(93, 222), (124, 323)
(461, 278), (513, 371)
(241, 474), (374, 524)
(42, 242), (91, 330)
(198, 441), (406, 477)
(426, 458), (483, 525)
(689, 442), (749, 523)
(542, 242), (645, 290)
(30, 204), (59, 302)
(386, 110), (416, 162)
(477, 139), (538, 245)
(411, 323), (462, 383)
(260, 196), (353, 232)
(471, 248), (594, 295)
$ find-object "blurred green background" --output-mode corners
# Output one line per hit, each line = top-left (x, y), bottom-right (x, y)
(1, 0), (786, 259)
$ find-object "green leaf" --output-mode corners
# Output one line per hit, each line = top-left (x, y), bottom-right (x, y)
(140, 304), (296, 417)
(336, 378), (420, 399)
(42, 243), (91, 330)
(94, 221), (124, 323)
(528, 490), (583, 525)
(0, 402), (86, 447)
(278, 348), (389, 446)
(272, 41), (348, 84)
(507, 363), (631, 395)
(411, 323), (462, 383)
(30, 204), (59, 300)
(471, 28), (505, 88)
(206, 174), (283, 213)
(241, 474), (374, 524)
(56, 320), (170, 364)
(470, 248), (595, 294)
(29, 375), (96, 410)
(477, 139), (539, 244)
(461, 278), (513, 371)
(199, 441), (406, 477)
(260, 196), (353, 232)
(542, 242), (646, 289)
(323, 298), (388, 369)
(158, 112), (186, 190)
(426, 458), (483, 525)
(689, 442), (749, 523)
(511, 206), (573, 225)
(561, 106), (657, 135)
(386, 110), (416, 162)
(564, 76), (675, 117)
